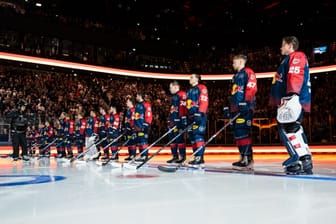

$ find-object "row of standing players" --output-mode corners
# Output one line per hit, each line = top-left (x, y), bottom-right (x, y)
(166, 36), (313, 174)
(13, 36), (313, 174)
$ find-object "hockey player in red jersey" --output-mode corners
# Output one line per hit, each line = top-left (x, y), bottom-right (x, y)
(269, 36), (313, 175)
(60, 113), (75, 158)
(98, 105), (110, 159)
(106, 104), (121, 161)
(186, 73), (208, 168)
(74, 112), (86, 158)
(224, 54), (257, 170)
(124, 97), (137, 161)
(84, 110), (100, 160)
(166, 80), (188, 164)
(134, 92), (153, 162)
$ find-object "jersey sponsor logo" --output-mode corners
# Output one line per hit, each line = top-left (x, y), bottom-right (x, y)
(236, 118), (245, 124)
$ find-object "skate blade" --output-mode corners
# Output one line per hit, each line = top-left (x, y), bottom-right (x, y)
(188, 164), (205, 169)
(232, 166), (254, 171)
(286, 170), (313, 175)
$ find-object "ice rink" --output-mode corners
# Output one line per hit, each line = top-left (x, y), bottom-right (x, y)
(1, 153), (336, 224)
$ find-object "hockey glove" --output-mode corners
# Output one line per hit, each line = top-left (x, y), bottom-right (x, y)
(194, 112), (203, 125)
(181, 116), (187, 128)
(238, 102), (249, 113)
(173, 118), (181, 129)
(223, 106), (230, 119)
(143, 122), (150, 133)
(168, 120), (176, 129)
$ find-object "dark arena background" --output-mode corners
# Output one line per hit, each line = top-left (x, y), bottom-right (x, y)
(0, 1), (336, 224)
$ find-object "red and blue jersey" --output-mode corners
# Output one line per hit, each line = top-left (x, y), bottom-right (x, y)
(79, 118), (86, 136)
(134, 102), (146, 129)
(45, 124), (54, 139)
(85, 116), (98, 136)
(98, 114), (109, 136)
(125, 107), (135, 130)
(60, 118), (74, 136)
(170, 90), (187, 122)
(187, 84), (208, 115)
(270, 51), (311, 112)
(108, 113), (120, 135)
(134, 100), (152, 130)
(230, 67), (257, 112)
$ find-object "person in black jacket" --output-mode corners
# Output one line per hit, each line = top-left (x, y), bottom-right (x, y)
(6, 100), (30, 161)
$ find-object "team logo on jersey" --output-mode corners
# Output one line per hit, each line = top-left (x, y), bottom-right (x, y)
(187, 99), (192, 109)
(272, 72), (283, 84)
(170, 105), (177, 113)
(293, 58), (300, 64)
(231, 84), (242, 95)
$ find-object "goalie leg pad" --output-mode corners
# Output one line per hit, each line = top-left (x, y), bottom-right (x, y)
(278, 122), (313, 174)
(278, 123), (310, 164)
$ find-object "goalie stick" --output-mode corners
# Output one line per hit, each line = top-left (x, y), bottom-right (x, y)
(157, 113), (240, 173)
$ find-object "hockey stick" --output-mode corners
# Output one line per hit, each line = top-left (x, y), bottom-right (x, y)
(27, 142), (42, 156)
(98, 134), (136, 167)
(68, 136), (107, 163)
(95, 133), (126, 166)
(124, 125), (177, 166)
(158, 113), (240, 173)
(54, 139), (65, 148)
(36, 138), (59, 160)
(135, 123), (194, 170)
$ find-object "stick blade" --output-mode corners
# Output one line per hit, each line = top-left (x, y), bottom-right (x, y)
(96, 160), (104, 166)
(75, 160), (87, 165)
(157, 165), (178, 173)
(110, 161), (123, 168)
(123, 162), (138, 170)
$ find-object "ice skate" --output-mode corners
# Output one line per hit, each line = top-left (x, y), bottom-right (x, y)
(232, 155), (254, 171)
